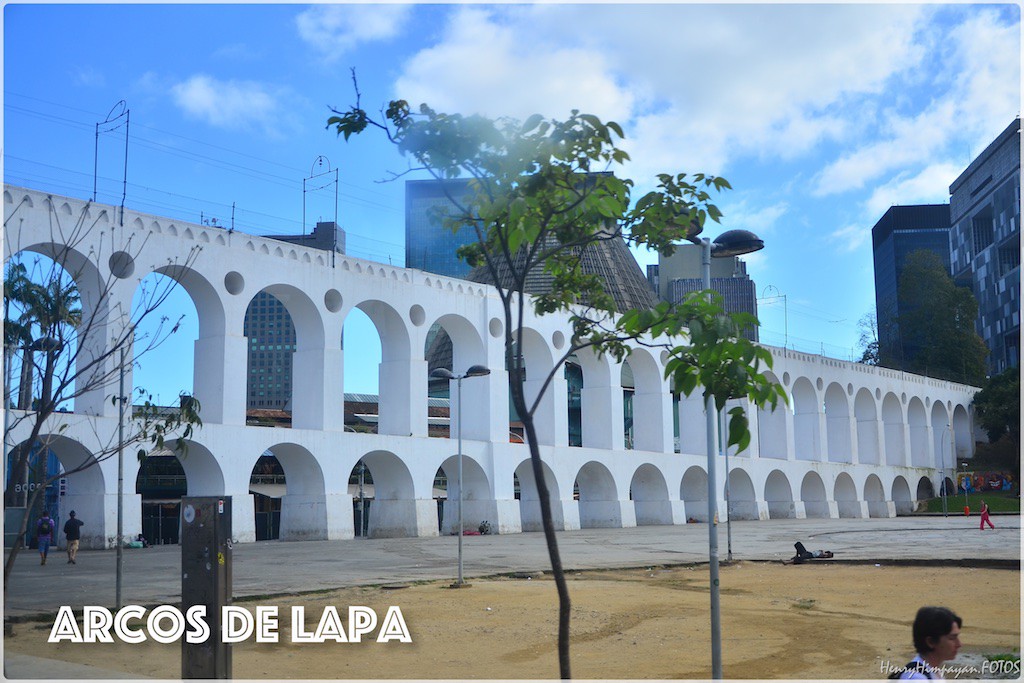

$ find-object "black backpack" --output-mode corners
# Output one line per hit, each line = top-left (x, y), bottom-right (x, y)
(888, 660), (931, 679)
(38, 519), (51, 535)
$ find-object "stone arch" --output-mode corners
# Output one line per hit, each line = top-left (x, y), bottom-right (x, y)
(263, 443), (328, 541)
(800, 471), (830, 518)
(575, 346), (613, 450)
(243, 284), (325, 428)
(437, 454), (492, 536)
(791, 377), (820, 461)
(764, 469), (796, 519)
(620, 359), (635, 450)
(854, 388), (880, 465)
(426, 313), (489, 442)
(358, 449), (425, 538)
(515, 458), (564, 531)
(757, 371), (788, 459)
(168, 439), (225, 496)
(136, 454), (185, 545)
(930, 402), (952, 472)
(915, 476), (935, 505)
(892, 476), (914, 515)
(629, 463), (671, 525)
(907, 397), (929, 467)
(14, 435), (108, 548)
(517, 326), (561, 447)
(8, 243), (110, 415)
(726, 468), (758, 520)
(353, 300), (413, 437)
(864, 474), (889, 518)
(625, 348), (667, 453)
(833, 472), (861, 518)
(680, 465), (709, 521)
(824, 382), (852, 463)
(951, 404), (971, 460)
(882, 393), (906, 466)
(575, 461), (622, 528)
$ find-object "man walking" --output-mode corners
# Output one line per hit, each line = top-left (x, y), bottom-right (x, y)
(63, 510), (84, 564)
(35, 510), (54, 565)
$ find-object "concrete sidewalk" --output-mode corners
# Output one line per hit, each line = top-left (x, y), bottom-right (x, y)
(4, 653), (146, 680)
(5, 515), (1018, 620)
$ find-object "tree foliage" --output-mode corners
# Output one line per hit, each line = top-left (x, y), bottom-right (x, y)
(3, 201), (203, 607)
(328, 76), (784, 678)
(896, 250), (987, 385)
(973, 366), (1020, 463)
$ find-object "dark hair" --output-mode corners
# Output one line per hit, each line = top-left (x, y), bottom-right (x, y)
(912, 606), (962, 654)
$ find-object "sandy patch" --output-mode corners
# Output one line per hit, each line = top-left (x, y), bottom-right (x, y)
(6, 563), (1019, 679)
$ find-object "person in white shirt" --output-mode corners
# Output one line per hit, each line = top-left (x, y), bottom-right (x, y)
(896, 606), (962, 679)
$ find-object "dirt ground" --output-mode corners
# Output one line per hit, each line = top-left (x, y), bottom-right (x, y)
(6, 563), (1019, 679)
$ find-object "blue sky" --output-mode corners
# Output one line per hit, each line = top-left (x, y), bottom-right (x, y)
(4, 3), (1021, 402)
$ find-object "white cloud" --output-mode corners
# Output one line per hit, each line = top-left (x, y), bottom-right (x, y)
(72, 66), (105, 87)
(720, 199), (789, 236)
(393, 7), (633, 123)
(391, 4), (931, 181)
(828, 223), (872, 254)
(813, 7), (1020, 196)
(170, 75), (290, 136)
(863, 162), (963, 218)
(296, 4), (412, 62)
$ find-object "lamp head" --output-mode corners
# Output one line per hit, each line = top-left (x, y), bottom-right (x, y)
(710, 229), (764, 257)
(465, 364), (491, 378)
(430, 368), (455, 380)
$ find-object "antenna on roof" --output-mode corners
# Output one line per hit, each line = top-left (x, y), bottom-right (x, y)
(303, 155), (339, 267)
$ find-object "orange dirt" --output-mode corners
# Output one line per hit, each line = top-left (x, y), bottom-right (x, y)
(6, 563), (1018, 679)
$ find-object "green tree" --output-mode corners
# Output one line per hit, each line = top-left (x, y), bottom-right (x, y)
(973, 366), (1020, 464)
(856, 309), (880, 366)
(896, 250), (987, 385)
(329, 83), (785, 678)
(3, 203), (203, 611)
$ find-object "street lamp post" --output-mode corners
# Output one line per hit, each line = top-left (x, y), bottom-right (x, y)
(940, 424), (951, 517)
(430, 364), (491, 587)
(692, 229), (764, 679)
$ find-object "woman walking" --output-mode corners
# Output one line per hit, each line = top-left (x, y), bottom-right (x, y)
(979, 500), (995, 530)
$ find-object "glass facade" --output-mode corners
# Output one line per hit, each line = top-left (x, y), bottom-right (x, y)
(405, 178), (477, 279)
(949, 119), (1020, 374)
(870, 204), (953, 365)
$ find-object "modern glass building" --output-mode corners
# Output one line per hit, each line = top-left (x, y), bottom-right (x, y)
(949, 118), (1021, 375)
(870, 204), (952, 365)
(405, 178), (477, 279)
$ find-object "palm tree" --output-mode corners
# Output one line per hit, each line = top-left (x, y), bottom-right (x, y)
(3, 262), (82, 509)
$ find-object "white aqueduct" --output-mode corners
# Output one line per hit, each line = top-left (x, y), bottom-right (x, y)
(4, 185), (977, 548)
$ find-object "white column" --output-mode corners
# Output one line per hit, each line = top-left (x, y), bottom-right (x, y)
(193, 334), (248, 425)
(378, 358), (427, 437)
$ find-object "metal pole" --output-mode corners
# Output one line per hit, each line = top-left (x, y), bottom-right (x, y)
(116, 347), (126, 609)
(357, 461), (366, 538)
(941, 425), (949, 517)
(456, 375), (464, 586)
(702, 238), (723, 679)
(721, 407), (732, 562)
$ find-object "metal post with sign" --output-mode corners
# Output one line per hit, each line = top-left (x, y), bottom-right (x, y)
(181, 496), (232, 679)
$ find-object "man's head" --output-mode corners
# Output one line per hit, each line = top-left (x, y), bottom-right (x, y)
(41, 510), (50, 517)
(69, 511), (76, 518)
(912, 606), (962, 662)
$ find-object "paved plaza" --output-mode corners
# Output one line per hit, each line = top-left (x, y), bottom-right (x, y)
(4, 515), (1019, 620)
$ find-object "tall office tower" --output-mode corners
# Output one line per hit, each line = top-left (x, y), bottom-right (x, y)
(949, 118), (1021, 374)
(245, 221), (345, 410)
(651, 244), (759, 341)
(871, 204), (953, 365)
(405, 178), (477, 279)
